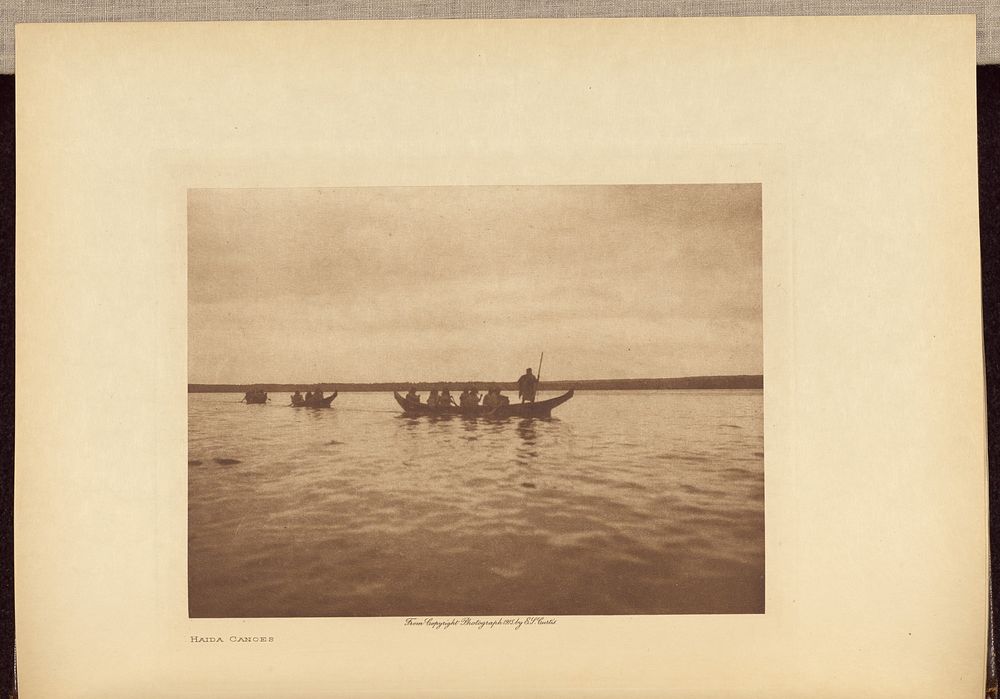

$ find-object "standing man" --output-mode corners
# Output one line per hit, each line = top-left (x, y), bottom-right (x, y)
(517, 368), (539, 403)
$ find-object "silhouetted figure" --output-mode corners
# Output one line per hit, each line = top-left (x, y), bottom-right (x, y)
(291, 390), (303, 406)
(517, 368), (538, 403)
(405, 388), (420, 404)
(440, 388), (456, 408)
(427, 389), (441, 409)
(459, 386), (481, 409)
(482, 387), (500, 410)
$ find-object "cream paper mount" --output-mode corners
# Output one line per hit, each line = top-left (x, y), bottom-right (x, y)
(15, 16), (986, 699)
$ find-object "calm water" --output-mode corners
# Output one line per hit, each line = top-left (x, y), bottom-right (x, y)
(188, 390), (764, 617)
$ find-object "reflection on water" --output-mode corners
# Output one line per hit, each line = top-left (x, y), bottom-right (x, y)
(515, 418), (539, 463)
(189, 390), (764, 617)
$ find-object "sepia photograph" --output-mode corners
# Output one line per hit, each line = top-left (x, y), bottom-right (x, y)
(187, 184), (764, 617)
(15, 15), (988, 699)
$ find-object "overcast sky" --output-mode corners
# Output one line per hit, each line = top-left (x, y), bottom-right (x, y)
(188, 185), (761, 384)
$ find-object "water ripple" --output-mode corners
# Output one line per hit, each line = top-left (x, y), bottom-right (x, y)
(189, 390), (764, 617)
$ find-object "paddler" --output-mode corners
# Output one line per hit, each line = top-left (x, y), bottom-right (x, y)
(405, 387), (420, 404)
(482, 386), (500, 410)
(460, 386), (480, 408)
(440, 388), (456, 408)
(427, 389), (440, 409)
(517, 368), (539, 403)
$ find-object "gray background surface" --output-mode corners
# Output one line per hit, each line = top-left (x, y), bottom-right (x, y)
(2, 0), (998, 73)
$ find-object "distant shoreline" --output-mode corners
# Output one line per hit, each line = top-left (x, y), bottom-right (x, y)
(188, 375), (763, 393)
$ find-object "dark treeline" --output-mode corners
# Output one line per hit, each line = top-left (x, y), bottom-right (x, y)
(189, 375), (763, 393)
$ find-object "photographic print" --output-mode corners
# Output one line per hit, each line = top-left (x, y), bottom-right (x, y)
(187, 184), (764, 617)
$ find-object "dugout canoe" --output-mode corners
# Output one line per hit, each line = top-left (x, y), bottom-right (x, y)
(393, 390), (574, 418)
(290, 392), (338, 408)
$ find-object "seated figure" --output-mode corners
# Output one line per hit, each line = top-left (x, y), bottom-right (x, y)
(426, 389), (440, 409)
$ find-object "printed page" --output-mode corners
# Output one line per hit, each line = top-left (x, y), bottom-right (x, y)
(14, 17), (985, 698)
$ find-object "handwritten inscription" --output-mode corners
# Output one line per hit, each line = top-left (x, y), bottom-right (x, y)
(404, 616), (557, 630)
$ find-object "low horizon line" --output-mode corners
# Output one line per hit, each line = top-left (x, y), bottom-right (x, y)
(189, 374), (764, 391)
